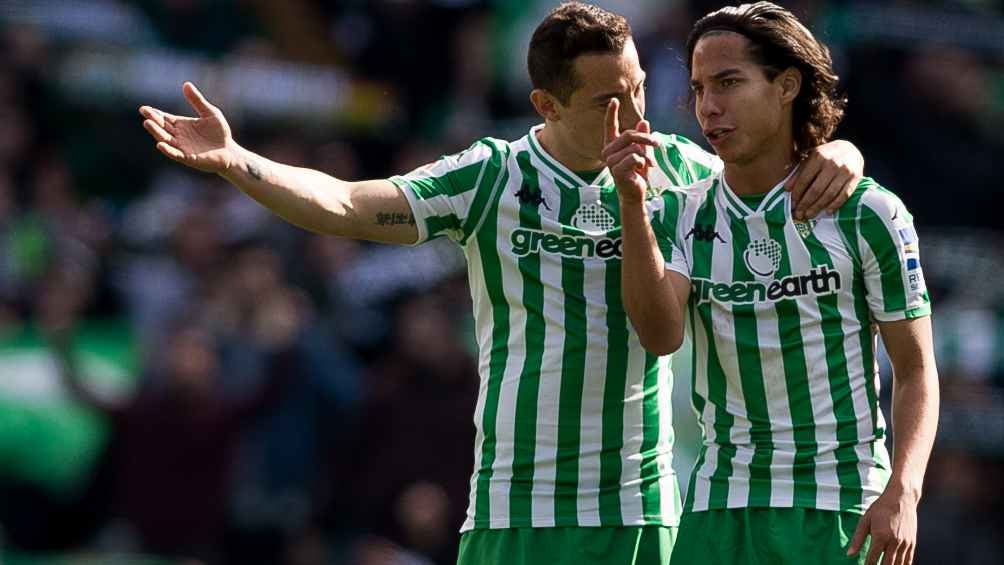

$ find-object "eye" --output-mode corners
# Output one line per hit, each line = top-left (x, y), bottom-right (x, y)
(722, 78), (740, 88)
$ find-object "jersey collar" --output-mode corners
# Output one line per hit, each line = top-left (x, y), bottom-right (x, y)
(718, 166), (796, 221)
(528, 124), (613, 190)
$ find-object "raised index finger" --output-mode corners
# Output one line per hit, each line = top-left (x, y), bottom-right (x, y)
(604, 98), (620, 145)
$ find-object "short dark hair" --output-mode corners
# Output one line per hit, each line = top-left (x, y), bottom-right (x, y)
(686, 2), (846, 154)
(528, 2), (632, 105)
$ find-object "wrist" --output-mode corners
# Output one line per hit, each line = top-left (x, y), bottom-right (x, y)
(884, 478), (923, 505)
(218, 141), (245, 180)
(617, 193), (647, 209)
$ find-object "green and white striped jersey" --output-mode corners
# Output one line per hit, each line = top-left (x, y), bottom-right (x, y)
(390, 125), (719, 531)
(651, 173), (932, 515)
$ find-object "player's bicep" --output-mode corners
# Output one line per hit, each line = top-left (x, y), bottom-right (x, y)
(668, 270), (691, 312)
(877, 316), (936, 380)
(345, 179), (421, 245)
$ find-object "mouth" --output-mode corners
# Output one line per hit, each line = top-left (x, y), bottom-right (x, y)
(703, 127), (735, 146)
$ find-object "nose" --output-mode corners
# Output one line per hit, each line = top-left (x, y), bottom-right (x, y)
(697, 91), (721, 121)
(620, 94), (643, 130)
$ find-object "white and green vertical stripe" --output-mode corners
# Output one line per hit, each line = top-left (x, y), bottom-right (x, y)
(393, 126), (717, 531)
(653, 175), (929, 515)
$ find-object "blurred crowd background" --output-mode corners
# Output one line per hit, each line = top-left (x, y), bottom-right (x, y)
(0, 0), (1002, 564)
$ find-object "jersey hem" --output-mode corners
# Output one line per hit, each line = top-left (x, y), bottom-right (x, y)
(683, 498), (872, 517)
(873, 304), (932, 322)
(459, 516), (680, 533)
(665, 261), (690, 280)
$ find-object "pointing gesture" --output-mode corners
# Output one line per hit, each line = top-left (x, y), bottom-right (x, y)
(601, 98), (657, 205)
(139, 82), (237, 174)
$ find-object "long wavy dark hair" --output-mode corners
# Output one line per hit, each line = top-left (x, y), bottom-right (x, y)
(686, 2), (847, 155)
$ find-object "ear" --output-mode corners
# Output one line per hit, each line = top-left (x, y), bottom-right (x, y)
(530, 89), (563, 122)
(779, 67), (802, 105)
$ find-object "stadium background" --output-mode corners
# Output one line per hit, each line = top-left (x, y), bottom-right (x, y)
(0, 0), (1001, 563)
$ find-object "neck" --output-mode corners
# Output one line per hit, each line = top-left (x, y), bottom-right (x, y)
(723, 134), (798, 196)
(537, 124), (604, 172)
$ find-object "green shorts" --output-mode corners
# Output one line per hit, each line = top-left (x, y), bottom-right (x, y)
(457, 526), (677, 565)
(670, 508), (870, 565)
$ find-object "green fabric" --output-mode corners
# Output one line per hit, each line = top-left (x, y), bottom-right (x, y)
(670, 508), (869, 565)
(0, 321), (136, 494)
(738, 192), (769, 207)
(457, 526), (676, 565)
(573, 169), (604, 185)
(2, 552), (172, 565)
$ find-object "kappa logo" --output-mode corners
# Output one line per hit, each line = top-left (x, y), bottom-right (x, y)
(744, 238), (783, 278)
(515, 183), (550, 210)
(686, 224), (726, 243)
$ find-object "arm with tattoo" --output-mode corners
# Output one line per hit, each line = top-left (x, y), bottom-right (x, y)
(139, 82), (418, 244)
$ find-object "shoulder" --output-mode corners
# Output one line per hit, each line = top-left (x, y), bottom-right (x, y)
(837, 177), (912, 225)
(459, 137), (512, 164)
(398, 137), (510, 181)
(651, 178), (713, 223)
(652, 132), (721, 168)
(652, 131), (701, 152)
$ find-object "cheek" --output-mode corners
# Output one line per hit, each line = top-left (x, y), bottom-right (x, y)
(569, 113), (604, 141)
(737, 91), (778, 129)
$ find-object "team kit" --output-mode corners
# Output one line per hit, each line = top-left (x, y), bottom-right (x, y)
(394, 129), (928, 528)
(139, 0), (935, 561)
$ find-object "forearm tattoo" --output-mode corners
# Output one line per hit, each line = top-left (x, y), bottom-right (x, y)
(246, 159), (263, 181)
(375, 211), (415, 226)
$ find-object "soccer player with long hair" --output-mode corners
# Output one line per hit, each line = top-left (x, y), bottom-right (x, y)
(609, 3), (938, 564)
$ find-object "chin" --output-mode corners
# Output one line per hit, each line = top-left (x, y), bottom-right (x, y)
(716, 145), (755, 166)
(714, 148), (740, 163)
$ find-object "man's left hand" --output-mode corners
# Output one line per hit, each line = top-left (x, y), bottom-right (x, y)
(785, 139), (864, 220)
(847, 487), (918, 565)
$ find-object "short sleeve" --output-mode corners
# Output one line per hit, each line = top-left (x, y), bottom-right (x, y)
(856, 186), (931, 321)
(650, 192), (690, 280)
(390, 138), (507, 245)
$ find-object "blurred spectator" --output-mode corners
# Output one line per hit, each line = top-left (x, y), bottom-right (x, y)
(44, 282), (304, 563)
(329, 293), (477, 565)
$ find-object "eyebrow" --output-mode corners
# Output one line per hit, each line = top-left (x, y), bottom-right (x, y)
(591, 72), (647, 103)
(690, 68), (743, 87)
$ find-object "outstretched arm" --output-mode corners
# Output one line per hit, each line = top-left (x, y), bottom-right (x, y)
(140, 82), (418, 244)
(603, 99), (689, 355)
(848, 316), (939, 565)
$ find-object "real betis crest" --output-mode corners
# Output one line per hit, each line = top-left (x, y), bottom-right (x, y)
(794, 219), (816, 239)
(571, 185), (616, 234)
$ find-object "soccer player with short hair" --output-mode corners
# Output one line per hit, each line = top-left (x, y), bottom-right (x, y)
(608, 2), (938, 564)
(139, 3), (867, 562)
